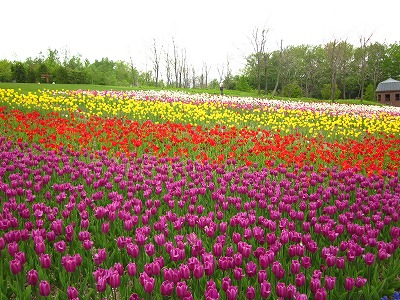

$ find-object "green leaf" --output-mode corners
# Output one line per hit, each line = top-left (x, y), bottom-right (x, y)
(338, 291), (349, 300)
(23, 285), (32, 299)
(388, 281), (400, 290)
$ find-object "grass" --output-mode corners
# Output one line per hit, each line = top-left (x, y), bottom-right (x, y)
(0, 82), (383, 106)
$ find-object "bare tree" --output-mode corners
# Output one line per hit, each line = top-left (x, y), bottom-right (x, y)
(249, 27), (269, 94)
(150, 38), (162, 86)
(172, 38), (180, 88)
(271, 39), (283, 98)
(367, 42), (386, 91)
(179, 48), (188, 88)
(192, 66), (196, 88)
(359, 33), (373, 102)
(129, 56), (137, 86)
(164, 50), (172, 87)
(263, 52), (270, 95)
(325, 38), (348, 102)
(202, 62), (211, 88)
(217, 64), (225, 83)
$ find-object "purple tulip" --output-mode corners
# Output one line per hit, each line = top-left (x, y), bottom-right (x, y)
(363, 252), (375, 266)
(260, 281), (271, 298)
(176, 281), (189, 299)
(62, 255), (77, 273)
(226, 285), (238, 300)
(245, 261), (257, 278)
(222, 276), (231, 292)
(179, 264), (191, 280)
(96, 277), (107, 292)
(54, 240), (67, 253)
(160, 280), (174, 296)
(233, 267), (244, 281)
(94, 248), (107, 265)
(127, 262), (137, 277)
(126, 243), (139, 259)
(27, 269), (39, 286)
(325, 275), (336, 290)
(101, 222), (110, 234)
(39, 253), (52, 269)
(245, 286), (256, 300)
(67, 286), (79, 299)
(290, 259), (300, 274)
(193, 263), (204, 279)
(39, 280), (51, 297)
(315, 288), (327, 300)
(145, 243), (155, 256)
(143, 277), (155, 294)
(9, 259), (22, 275)
(258, 270), (268, 283)
(276, 282), (287, 298)
(355, 276), (367, 288)
(14, 251), (26, 265)
(344, 277), (355, 291)
(301, 256), (311, 269)
(295, 272), (306, 287)
(34, 242), (46, 255)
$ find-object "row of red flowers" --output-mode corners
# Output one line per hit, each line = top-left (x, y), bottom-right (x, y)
(0, 107), (399, 176)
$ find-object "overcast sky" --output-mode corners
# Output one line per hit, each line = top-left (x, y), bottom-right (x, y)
(1, 0), (399, 78)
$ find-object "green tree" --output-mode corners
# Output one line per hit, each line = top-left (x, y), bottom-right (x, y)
(364, 83), (375, 101)
(234, 75), (252, 92)
(382, 43), (400, 80)
(321, 83), (340, 100)
(283, 82), (303, 98)
(0, 59), (12, 82)
(11, 62), (27, 82)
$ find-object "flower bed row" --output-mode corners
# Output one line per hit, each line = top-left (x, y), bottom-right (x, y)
(1, 89), (400, 140)
(1, 107), (399, 176)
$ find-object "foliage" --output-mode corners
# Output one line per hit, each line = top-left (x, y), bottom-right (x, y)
(321, 83), (340, 100)
(234, 75), (252, 92)
(283, 82), (302, 98)
(0, 59), (12, 82)
(364, 83), (376, 101)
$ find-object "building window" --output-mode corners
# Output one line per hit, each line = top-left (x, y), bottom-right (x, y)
(396, 93), (400, 101)
(378, 94), (381, 101)
(385, 94), (391, 101)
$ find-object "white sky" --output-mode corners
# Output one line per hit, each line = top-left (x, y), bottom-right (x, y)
(1, 0), (399, 79)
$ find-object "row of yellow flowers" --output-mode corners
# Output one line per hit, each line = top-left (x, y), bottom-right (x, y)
(1, 88), (399, 141)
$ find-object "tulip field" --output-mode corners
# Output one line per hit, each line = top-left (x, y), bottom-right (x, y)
(0, 87), (400, 300)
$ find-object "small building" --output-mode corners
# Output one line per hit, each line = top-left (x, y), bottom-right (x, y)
(376, 78), (400, 107)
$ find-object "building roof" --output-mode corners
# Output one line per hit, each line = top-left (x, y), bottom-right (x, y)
(376, 78), (400, 92)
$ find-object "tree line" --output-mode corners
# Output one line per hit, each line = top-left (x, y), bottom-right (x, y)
(1, 33), (399, 101)
(240, 31), (400, 101)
